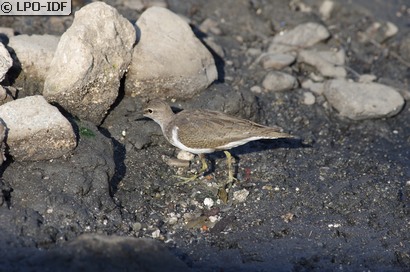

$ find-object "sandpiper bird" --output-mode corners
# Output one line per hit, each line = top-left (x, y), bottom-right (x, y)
(143, 100), (294, 183)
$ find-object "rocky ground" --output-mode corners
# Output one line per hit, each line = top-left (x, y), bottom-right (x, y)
(0, 0), (409, 271)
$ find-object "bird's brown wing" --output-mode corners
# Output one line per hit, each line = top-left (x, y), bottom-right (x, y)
(172, 109), (287, 149)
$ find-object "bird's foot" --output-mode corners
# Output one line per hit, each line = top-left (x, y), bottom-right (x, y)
(174, 155), (209, 185)
(174, 173), (203, 185)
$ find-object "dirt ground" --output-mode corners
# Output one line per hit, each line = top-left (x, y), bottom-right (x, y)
(0, 0), (409, 271)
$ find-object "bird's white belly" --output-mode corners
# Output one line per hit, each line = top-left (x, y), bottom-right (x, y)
(215, 136), (265, 149)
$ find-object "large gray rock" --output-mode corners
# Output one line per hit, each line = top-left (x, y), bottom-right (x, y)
(125, 7), (218, 99)
(0, 43), (12, 82)
(324, 79), (405, 120)
(43, 2), (136, 124)
(9, 34), (60, 82)
(268, 22), (330, 54)
(0, 95), (76, 161)
(8, 34), (60, 95)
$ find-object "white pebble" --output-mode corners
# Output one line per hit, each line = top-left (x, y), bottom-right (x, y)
(250, 85), (262, 93)
(203, 197), (214, 208)
(319, 0), (334, 19)
(233, 189), (250, 203)
(151, 229), (161, 238)
(303, 91), (316, 105)
(168, 216), (178, 225)
(177, 150), (195, 161)
(328, 223), (341, 228)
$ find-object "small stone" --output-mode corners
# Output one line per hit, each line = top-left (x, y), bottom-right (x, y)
(303, 91), (316, 105)
(281, 212), (295, 223)
(358, 74), (377, 83)
(268, 22), (330, 53)
(132, 222), (142, 231)
(301, 79), (325, 95)
(309, 73), (325, 82)
(323, 79), (405, 120)
(0, 43), (12, 82)
(262, 71), (298, 92)
(199, 18), (222, 35)
(319, 0), (335, 19)
(260, 53), (295, 70)
(203, 197), (214, 208)
(262, 185), (273, 190)
(247, 48), (262, 56)
(167, 214), (178, 225)
(298, 49), (346, 78)
(151, 229), (161, 239)
(361, 21), (399, 43)
(233, 189), (249, 203)
(177, 150), (195, 161)
(250, 85), (262, 93)
(208, 215), (219, 223)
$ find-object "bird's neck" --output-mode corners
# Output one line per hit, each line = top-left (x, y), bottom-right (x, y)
(157, 108), (175, 132)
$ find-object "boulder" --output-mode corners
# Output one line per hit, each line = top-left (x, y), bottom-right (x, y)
(43, 2), (136, 124)
(125, 7), (218, 99)
(0, 95), (76, 161)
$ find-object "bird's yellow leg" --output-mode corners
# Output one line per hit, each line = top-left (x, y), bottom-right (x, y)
(198, 154), (209, 174)
(224, 151), (237, 184)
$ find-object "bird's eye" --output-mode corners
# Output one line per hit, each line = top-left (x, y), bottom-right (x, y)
(148, 109), (153, 113)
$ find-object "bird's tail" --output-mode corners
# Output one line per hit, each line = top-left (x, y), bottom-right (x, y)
(262, 128), (296, 139)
